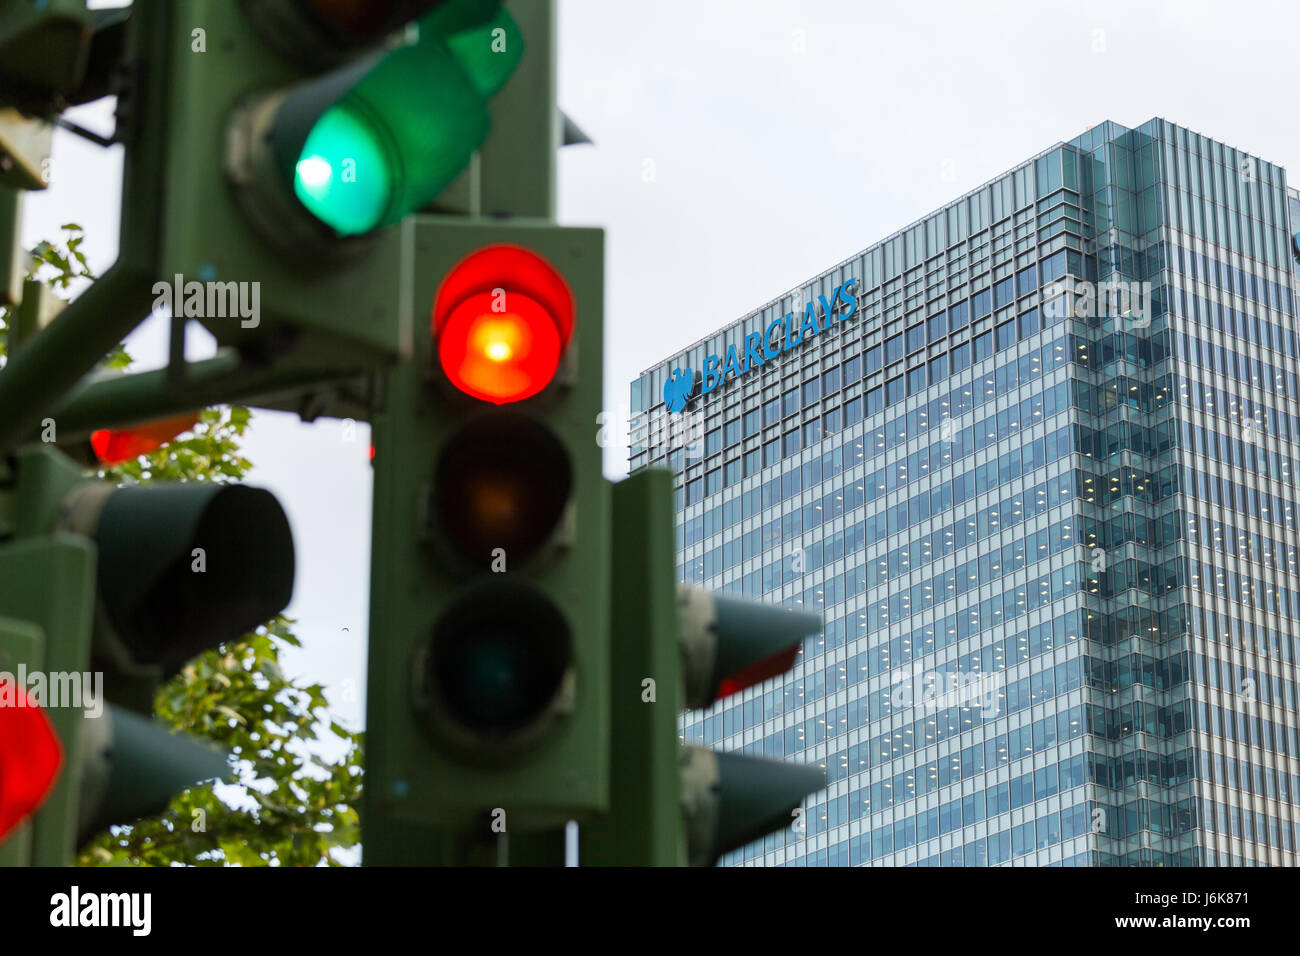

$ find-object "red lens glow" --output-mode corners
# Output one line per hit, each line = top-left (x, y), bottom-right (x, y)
(90, 413), (200, 465)
(0, 680), (64, 842)
(432, 245), (574, 404)
(715, 645), (801, 702)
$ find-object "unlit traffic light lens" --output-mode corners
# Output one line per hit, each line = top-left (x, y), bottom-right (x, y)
(426, 583), (571, 740)
(434, 414), (572, 564)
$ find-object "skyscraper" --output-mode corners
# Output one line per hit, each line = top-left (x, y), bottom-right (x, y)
(629, 119), (1300, 866)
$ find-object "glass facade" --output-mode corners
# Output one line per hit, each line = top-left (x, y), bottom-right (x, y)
(631, 119), (1300, 866)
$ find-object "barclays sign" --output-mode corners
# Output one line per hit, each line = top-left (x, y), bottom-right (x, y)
(662, 278), (859, 412)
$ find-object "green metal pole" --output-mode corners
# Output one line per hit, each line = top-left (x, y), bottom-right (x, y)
(581, 470), (687, 866)
(0, 265), (158, 451)
(0, 0), (176, 452)
(38, 349), (377, 440)
(506, 828), (566, 867)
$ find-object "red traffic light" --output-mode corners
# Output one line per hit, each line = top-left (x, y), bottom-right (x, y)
(0, 680), (64, 842)
(90, 412), (200, 465)
(433, 245), (574, 404)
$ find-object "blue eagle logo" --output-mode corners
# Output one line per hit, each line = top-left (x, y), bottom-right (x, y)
(663, 367), (694, 413)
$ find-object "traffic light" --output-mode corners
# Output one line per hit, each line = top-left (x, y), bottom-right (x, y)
(583, 470), (825, 867)
(0, 444), (293, 864)
(225, 0), (521, 250)
(677, 588), (826, 865)
(147, 0), (524, 365)
(364, 219), (607, 861)
(0, 0), (93, 114)
(89, 412), (200, 465)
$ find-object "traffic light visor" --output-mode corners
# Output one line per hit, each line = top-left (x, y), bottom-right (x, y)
(63, 483), (295, 675)
(230, 25), (503, 249)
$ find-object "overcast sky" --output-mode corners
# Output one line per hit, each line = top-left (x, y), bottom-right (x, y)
(21, 0), (1300, 734)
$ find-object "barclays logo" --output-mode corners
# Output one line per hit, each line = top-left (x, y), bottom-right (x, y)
(662, 278), (859, 412)
(663, 367), (694, 413)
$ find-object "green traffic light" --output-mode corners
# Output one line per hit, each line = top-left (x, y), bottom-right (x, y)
(228, 6), (524, 253)
(271, 39), (490, 239)
(293, 103), (395, 236)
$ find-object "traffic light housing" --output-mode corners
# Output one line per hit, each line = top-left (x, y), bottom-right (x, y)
(364, 218), (608, 853)
(0, 536), (90, 867)
(57, 478), (294, 683)
(583, 470), (826, 867)
(0, 445), (294, 863)
(676, 588), (825, 865)
(0, 0), (94, 114)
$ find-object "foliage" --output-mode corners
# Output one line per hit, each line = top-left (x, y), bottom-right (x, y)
(3, 226), (363, 866)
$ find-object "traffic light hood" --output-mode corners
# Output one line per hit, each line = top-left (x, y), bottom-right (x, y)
(59, 482), (295, 678)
